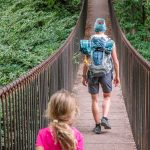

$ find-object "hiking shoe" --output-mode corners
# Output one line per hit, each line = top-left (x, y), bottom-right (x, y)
(93, 124), (101, 134)
(101, 117), (111, 129)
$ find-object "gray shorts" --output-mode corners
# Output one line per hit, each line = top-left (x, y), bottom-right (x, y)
(87, 71), (113, 94)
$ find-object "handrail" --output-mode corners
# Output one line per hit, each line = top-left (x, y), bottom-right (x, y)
(108, 0), (150, 69)
(120, 27), (150, 70)
(0, 1), (87, 149)
(108, 0), (150, 150)
(0, 0), (86, 96)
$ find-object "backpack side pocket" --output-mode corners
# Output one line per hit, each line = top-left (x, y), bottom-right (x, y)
(92, 51), (103, 65)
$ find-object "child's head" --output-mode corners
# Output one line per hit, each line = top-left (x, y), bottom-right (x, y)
(94, 18), (107, 32)
(46, 89), (78, 123)
(46, 90), (79, 150)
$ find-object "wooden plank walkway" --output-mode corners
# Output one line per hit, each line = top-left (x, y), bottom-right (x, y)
(73, 64), (136, 150)
(73, 0), (137, 149)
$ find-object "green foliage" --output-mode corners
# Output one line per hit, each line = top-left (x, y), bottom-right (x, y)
(113, 0), (150, 61)
(56, 0), (81, 12)
(0, 0), (80, 86)
(46, 0), (56, 8)
(73, 52), (81, 64)
(126, 29), (150, 60)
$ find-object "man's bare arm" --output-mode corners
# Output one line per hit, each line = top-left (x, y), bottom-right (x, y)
(111, 44), (120, 86)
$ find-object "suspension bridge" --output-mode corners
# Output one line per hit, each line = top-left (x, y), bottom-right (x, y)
(0, 0), (149, 150)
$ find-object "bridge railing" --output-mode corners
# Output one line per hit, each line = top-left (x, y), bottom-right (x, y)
(0, 0), (87, 149)
(108, 1), (150, 150)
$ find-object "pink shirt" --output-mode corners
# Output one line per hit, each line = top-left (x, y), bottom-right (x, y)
(36, 127), (84, 150)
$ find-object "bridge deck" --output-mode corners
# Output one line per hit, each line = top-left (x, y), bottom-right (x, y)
(73, 64), (136, 150)
(73, 0), (137, 149)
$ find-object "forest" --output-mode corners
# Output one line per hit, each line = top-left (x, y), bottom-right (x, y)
(113, 0), (150, 61)
(0, 0), (149, 86)
(0, 0), (81, 86)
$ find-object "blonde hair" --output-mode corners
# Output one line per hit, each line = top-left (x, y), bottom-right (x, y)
(45, 90), (79, 150)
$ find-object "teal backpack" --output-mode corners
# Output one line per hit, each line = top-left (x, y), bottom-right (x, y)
(80, 36), (114, 76)
(80, 40), (92, 55)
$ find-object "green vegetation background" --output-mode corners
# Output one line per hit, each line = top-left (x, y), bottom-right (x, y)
(113, 0), (150, 62)
(0, 0), (80, 86)
(1, 0), (149, 86)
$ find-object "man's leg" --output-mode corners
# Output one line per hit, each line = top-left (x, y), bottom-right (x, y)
(101, 92), (111, 129)
(102, 92), (111, 117)
(91, 94), (100, 124)
(88, 75), (101, 134)
(91, 93), (101, 134)
(100, 71), (113, 129)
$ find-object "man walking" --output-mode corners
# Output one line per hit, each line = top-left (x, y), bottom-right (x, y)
(82, 18), (120, 134)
